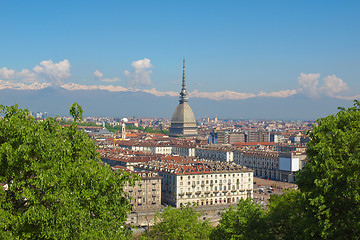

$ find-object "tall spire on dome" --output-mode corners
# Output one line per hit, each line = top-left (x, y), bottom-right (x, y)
(179, 58), (188, 103)
(169, 58), (197, 137)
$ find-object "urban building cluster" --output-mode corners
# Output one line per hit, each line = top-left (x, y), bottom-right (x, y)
(42, 61), (311, 226)
(99, 148), (253, 208)
(30, 111), (48, 119)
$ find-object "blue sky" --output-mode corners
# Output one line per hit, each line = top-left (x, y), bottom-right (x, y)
(1, 0), (360, 102)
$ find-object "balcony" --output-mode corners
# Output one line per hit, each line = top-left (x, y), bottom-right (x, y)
(195, 191), (201, 195)
(201, 184), (205, 187)
(186, 192), (192, 195)
(178, 193), (184, 196)
(204, 191), (210, 194)
(210, 183), (214, 186)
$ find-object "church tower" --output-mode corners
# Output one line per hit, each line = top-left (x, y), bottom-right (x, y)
(169, 59), (197, 137)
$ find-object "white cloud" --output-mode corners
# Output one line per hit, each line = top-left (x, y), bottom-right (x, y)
(0, 67), (15, 79)
(0, 59), (71, 85)
(0, 67), (36, 82)
(297, 72), (353, 99)
(100, 77), (121, 83)
(297, 73), (320, 98)
(124, 58), (153, 87)
(124, 70), (130, 76)
(94, 70), (103, 78)
(94, 70), (121, 82)
(15, 69), (37, 83)
(132, 58), (152, 69)
(322, 74), (349, 97)
(33, 59), (71, 86)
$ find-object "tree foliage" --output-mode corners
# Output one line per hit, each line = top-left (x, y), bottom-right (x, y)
(296, 100), (360, 239)
(142, 205), (212, 240)
(69, 102), (83, 122)
(267, 190), (308, 240)
(207, 102), (360, 240)
(0, 104), (137, 239)
(211, 199), (270, 240)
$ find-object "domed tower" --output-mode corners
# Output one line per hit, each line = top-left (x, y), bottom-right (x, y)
(169, 59), (197, 137)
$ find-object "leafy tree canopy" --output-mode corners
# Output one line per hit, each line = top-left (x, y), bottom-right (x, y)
(141, 205), (212, 240)
(297, 100), (360, 239)
(211, 199), (270, 240)
(267, 190), (308, 240)
(0, 104), (137, 239)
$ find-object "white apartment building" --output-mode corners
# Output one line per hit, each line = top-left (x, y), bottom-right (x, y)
(195, 145), (236, 162)
(171, 144), (196, 157)
(234, 150), (306, 182)
(118, 141), (172, 155)
(135, 161), (253, 208)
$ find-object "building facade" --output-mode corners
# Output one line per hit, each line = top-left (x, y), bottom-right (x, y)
(171, 143), (197, 157)
(117, 141), (173, 155)
(195, 145), (236, 162)
(246, 129), (270, 142)
(233, 150), (307, 182)
(119, 167), (162, 212)
(135, 161), (253, 208)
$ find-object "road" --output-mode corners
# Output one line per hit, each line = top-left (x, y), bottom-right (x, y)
(252, 177), (297, 206)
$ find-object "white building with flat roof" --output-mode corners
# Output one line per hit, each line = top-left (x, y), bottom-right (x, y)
(135, 161), (253, 208)
(195, 145), (236, 162)
(234, 150), (306, 182)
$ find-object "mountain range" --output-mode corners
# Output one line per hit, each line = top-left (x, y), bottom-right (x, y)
(0, 87), (355, 120)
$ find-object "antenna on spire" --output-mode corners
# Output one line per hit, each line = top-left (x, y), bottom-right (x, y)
(180, 58), (188, 103)
(182, 58), (186, 90)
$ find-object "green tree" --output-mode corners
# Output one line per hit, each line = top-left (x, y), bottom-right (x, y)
(267, 190), (307, 240)
(296, 100), (360, 239)
(0, 104), (137, 239)
(142, 205), (212, 240)
(211, 199), (271, 240)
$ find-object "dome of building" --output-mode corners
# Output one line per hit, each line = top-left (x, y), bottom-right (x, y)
(171, 102), (196, 124)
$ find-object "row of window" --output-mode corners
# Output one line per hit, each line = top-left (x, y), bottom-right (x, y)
(180, 178), (251, 185)
(180, 184), (251, 193)
(179, 196), (249, 206)
(179, 173), (252, 181)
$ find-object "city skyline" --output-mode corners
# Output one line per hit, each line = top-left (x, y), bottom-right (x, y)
(0, 1), (359, 119)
